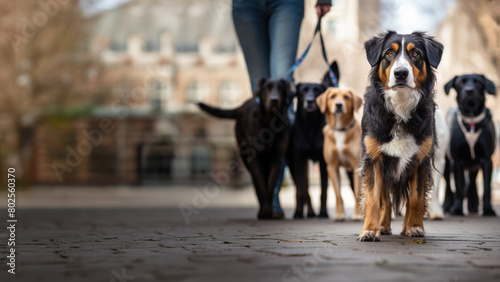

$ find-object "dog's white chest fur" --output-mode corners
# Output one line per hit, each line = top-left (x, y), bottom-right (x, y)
(380, 133), (419, 178)
(334, 130), (346, 163)
(384, 89), (421, 123)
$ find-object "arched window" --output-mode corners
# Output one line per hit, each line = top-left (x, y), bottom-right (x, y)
(219, 80), (241, 107)
(186, 80), (208, 103)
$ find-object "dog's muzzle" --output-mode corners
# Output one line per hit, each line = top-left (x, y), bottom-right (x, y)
(334, 102), (344, 113)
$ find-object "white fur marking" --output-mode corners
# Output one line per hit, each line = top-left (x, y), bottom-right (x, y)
(334, 130), (346, 164)
(380, 133), (419, 178)
(388, 38), (416, 89)
(384, 88), (421, 123)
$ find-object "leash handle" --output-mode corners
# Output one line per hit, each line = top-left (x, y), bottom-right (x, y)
(287, 20), (338, 87)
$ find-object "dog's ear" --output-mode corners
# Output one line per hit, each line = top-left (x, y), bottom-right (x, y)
(481, 75), (496, 95)
(365, 31), (394, 67)
(316, 90), (328, 114)
(281, 79), (296, 105)
(444, 76), (456, 95)
(350, 90), (363, 112)
(322, 61), (340, 87)
(422, 33), (444, 68)
(254, 78), (268, 97)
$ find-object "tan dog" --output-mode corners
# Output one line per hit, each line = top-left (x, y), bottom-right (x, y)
(316, 88), (363, 221)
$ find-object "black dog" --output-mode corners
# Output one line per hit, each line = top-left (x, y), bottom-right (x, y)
(443, 74), (496, 216)
(198, 78), (294, 219)
(358, 31), (443, 241)
(286, 62), (341, 219)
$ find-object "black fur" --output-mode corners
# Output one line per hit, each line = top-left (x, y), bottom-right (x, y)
(286, 61), (340, 219)
(198, 78), (294, 219)
(443, 74), (497, 216)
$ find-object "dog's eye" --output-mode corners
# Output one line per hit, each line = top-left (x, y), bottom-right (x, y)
(475, 81), (481, 86)
(343, 95), (350, 100)
(386, 50), (394, 57)
(330, 95), (336, 99)
(411, 51), (419, 58)
(459, 82), (464, 87)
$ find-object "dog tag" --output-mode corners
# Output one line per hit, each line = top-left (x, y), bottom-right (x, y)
(394, 123), (402, 140)
(470, 121), (475, 134)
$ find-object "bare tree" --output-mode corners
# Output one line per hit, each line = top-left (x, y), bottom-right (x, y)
(0, 0), (103, 184)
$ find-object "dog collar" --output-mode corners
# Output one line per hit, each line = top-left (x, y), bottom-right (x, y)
(334, 120), (356, 132)
(459, 110), (487, 131)
(457, 111), (484, 160)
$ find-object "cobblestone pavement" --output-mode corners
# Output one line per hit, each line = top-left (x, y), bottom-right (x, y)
(0, 186), (499, 282)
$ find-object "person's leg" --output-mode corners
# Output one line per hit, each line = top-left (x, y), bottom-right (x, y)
(267, 0), (304, 81)
(268, 0), (304, 217)
(232, 0), (270, 93)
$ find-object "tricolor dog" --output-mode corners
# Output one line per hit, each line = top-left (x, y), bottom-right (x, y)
(358, 31), (444, 241)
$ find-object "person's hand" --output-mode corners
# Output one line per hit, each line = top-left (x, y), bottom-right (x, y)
(316, 4), (331, 18)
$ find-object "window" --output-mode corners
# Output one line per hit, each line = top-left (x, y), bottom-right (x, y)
(151, 81), (163, 112)
(219, 81), (241, 107)
(110, 40), (126, 51)
(186, 80), (208, 103)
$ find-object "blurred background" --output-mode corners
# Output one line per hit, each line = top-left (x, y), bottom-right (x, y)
(0, 0), (499, 194)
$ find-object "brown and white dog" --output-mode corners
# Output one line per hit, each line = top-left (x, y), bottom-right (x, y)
(358, 31), (444, 241)
(316, 88), (363, 221)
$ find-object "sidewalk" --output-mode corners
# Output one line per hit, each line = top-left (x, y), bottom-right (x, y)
(0, 185), (499, 281)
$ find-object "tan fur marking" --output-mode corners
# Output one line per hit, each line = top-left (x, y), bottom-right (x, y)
(404, 166), (426, 233)
(364, 136), (382, 160)
(416, 61), (427, 86)
(378, 64), (388, 88)
(391, 43), (399, 52)
(379, 185), (392, 235)
(406, 42), (415, 52)
(416, 136), (433, 161)
(361, 163), (382, 236)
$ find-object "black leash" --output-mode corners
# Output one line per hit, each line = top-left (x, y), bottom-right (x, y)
(287, 19), (338, 87)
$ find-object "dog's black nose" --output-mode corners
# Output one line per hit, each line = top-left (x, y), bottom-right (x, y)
(335, 103), (343, 109)
(270, 98), (279, 105)
(306, 100), (314, 106)
(394, 68), (408, 80)
(465, 88), (474, 95)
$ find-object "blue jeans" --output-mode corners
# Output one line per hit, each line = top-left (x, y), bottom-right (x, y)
(232, 0), (304, 92)
(233, 0), (303, 213)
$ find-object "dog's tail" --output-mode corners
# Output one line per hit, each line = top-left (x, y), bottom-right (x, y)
(198, 102), (239, 119)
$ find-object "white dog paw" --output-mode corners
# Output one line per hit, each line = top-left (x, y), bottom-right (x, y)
(405, 226), (425, 237)
(357, 230), (381, 242)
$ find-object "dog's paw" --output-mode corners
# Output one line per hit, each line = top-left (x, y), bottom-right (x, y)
(357, 230), (380, 242)
(380, 226), (392, 235)
(318, 211), (329, 219)
(404, 226), (425, 237)
(272, 211), (285, 219)
(428, 211), (444, 220)
(450, 206), (464, 216)
(307, 211), (316, 218)
(351, 214), (363, 221)
(293, 211), (304, 219)
(483, 207), (496, 217)
(467, 197), (479, 213)
(258, 208), (273, 220)
(334, 215), (346, 222)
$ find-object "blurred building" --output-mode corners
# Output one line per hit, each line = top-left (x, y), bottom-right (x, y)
(436, 0), (500, 118)
(34, 0), (381, 186)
